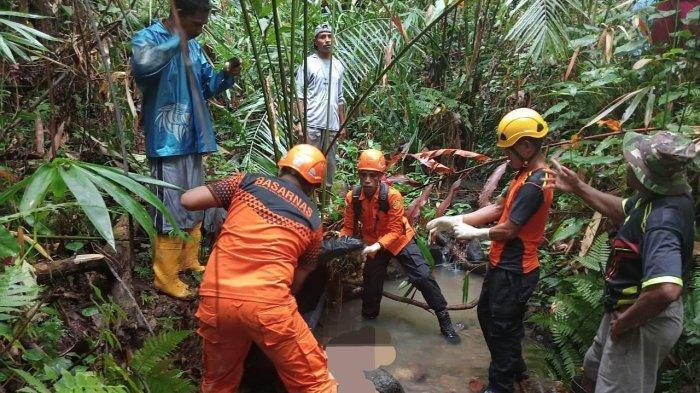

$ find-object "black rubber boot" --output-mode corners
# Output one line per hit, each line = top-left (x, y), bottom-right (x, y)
(436, 310), (461, 344)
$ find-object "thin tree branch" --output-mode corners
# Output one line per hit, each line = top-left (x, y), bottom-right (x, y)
(325, 0), (467, 155)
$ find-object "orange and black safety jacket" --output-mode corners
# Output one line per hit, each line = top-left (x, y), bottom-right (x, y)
(198, 173), (322, 304)
(489, 168), (553, 274)
(339, 185), (415, 256)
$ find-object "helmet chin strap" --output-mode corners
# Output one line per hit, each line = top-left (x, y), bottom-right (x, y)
(509, 146), (536, 168)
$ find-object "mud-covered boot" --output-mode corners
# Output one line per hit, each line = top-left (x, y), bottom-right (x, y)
(436, 309), (461, 344)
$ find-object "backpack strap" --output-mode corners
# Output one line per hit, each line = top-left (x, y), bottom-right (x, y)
(351, 183), (390, 235)
(352, 185), (362, 236)
(378, 183), (390, 213)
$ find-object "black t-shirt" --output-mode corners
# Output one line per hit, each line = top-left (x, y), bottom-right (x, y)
(604, 193), (695, 311)
(497, 170), (546, 273)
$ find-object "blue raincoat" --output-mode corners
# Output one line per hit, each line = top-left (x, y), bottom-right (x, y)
(131, 21), (235, 158)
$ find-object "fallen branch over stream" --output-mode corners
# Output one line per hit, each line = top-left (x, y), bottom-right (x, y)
(342, 279), (479, 311)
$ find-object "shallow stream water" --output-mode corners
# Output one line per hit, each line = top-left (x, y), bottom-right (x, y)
(319, 267), (492, 392)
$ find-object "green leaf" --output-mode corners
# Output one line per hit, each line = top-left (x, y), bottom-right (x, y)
(0, 34), (15, 62)
(613, 40), (644, 55)
(550, 218), (585, 243)
(58, 165), (115, 250)
(462, 272), (470, 303)
(54, 369), (127, 392)
(0, 11), (49, 19)
(74, 166), (156, 244)
(78, 163), (182, 236)
(657, 89), (687, 105)
(0, 18), (57, 41)
(22, 348), (45, 362)
(544, 101), (569, 118)
(648, 9), (677, 20)
(132, 330), (192, 375)
(582, 88), (648, 130)
(568, 34), (598, 48)
(19, 165), (56, 213)
(644, 88), (655, 127)
(81, 306), (99, 317)
(250, 0), (263, 16)
(0, 225), (19, 259)
(65, 241), (85, 252)
(0, 261), (40, 322)
(621, 90), (645, 123)
(78, 164), (181, 190)
(414, 236), (435, 268)
(0, 176), (30, 205)
(12, 368), (51, 393)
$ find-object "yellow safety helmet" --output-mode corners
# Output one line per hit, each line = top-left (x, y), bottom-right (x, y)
(496, 108), (549, 148)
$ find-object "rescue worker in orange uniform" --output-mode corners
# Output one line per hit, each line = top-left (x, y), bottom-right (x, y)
(339, 149), (461, 344)
(428, 108), (553, 393)
(180, 144), (337, 393)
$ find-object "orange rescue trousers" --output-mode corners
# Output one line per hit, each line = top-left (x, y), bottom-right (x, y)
(196, 296), (337, 393)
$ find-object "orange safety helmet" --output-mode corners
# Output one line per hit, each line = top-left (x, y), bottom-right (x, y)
(357, 149), (387, 172)
(278, 144), (327, 185)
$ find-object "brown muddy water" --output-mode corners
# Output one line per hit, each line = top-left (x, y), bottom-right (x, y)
(318, 267), (492, 392)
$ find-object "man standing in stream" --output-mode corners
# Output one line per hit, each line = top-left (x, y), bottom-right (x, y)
(131, 0), (241, 299)
(340, 149), (461, 344)
(428, 108), (554, 392)
(294, 23), (346, 188)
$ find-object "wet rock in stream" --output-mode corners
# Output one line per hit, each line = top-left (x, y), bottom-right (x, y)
(364, 368), (405, 393)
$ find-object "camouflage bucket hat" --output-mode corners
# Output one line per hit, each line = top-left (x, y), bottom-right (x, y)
(623, 131), (696, 195)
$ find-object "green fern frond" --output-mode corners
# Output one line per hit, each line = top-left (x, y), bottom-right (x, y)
(530, 269), (605, 381)
(144, 360), (196, 393)
(13, 368), (51, 393)
(576, 234), (610, 272)
(131, 330), (192, 375)
(505, 0), (583, 60)
(0, 261), (40, 323)
(54, 369), (126, 393)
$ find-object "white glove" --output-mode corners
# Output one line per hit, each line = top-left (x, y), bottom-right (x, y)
(362, 242), (382, 258)
(453, 223), (490, 240)
(426, 215), (464, 233)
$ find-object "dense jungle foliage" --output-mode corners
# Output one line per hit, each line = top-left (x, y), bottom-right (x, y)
(0, 0), (698, 391)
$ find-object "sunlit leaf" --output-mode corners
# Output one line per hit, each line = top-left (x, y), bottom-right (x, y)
(78, 163), (182, 235)
(19, 165), (56, 213)
(582, 87), (648, 130)
(74, 166), (156, 244)
(58, 165), (115, 250)
(644, 88), (656, 127)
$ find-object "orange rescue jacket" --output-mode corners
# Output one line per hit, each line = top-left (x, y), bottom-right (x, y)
(339, 186), (415, 256)
(489, 168), (553, 273)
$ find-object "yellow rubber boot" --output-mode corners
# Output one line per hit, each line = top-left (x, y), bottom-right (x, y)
(180, 223), (205, 273)
(153, 234), (193, 300)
